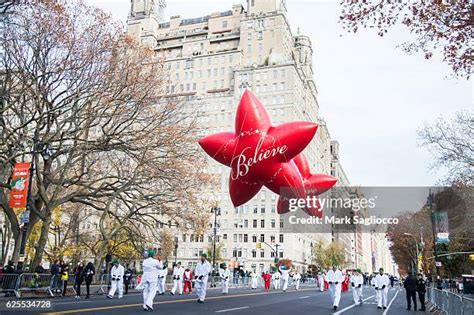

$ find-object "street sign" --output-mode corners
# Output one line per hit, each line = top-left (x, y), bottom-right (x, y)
(435, 261), (442, 267)
(20, 210), (30, 224)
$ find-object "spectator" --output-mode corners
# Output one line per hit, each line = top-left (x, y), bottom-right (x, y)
(404, 272), (417, 311)
(123, 263), (133, 295)
(82, 262), (95, 299)
(35, 263), (45, 274)
(59, 259), (69, 296)
(73, 262), (84, 299)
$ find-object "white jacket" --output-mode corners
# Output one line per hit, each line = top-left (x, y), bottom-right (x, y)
(279, 267), (290, 280)
(374, 274), (390, 289)
(293, 273), (302, 281)
(272, 272), (281, 280)
(142, 258), (163, 282)
(110, 265), (125, 281)
(172, 266), (185, 280)
(195, 261), (211, 279)
(157, 266), (168, 279)
(351, 274), (364, 287)
(327, 269), (344, 284)
(219, 268), (231, 281)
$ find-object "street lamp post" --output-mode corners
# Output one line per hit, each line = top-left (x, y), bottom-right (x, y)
(404, 232), (419, 274)
(210, 206), (221, 287)
(174, 236), (178, 265)
(427, 189), (441, 278)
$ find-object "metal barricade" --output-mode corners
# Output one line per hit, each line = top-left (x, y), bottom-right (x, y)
(428, 285), (474, 315)
(97, 274), (111, 294)
(17, 273), (53, 297)
(0, 274), (20, 297)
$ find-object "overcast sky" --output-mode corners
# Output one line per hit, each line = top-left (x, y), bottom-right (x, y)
(86, 0), (472, 187)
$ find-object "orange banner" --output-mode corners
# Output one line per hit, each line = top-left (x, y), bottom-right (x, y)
(8, 162), (31, 209)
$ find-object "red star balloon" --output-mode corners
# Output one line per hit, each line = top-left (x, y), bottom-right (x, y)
(198, 89), (318, 207)
(277, 154), (337, 217)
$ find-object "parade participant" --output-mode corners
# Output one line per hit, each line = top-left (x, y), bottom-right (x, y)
(350, 269), (364, 305)
(317, 271), (325, 292)
(183, 267), (193, 294)
(73, 262), (84, 299)
(141, 250), (163, 311)
(272, 269), (281, 290)
(324, 272), (329, 291)
(403, 272), (417, 311)
(416, 273), (426, 311)
(374, 268), (390, 309)
(171, 262), (185, 295)
(279, 265), (290, 292)
(194, 253), (211, 303)
(123, 264), (133, 295)
(293, 271), (302, 291)
(82, 262), (95, 299)
(157, 259), (168, 295)
(342, 272), (350, 292)
(107, 259), (124, 299)
(327, 266), (344, 311)
(262, 271), (271, 291)
(219, 263), (230, 294)
(250, 271), (258, 289)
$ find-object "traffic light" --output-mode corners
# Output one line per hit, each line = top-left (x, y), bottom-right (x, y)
(256, 242), (261, 249)
(469, 254), (474, 261)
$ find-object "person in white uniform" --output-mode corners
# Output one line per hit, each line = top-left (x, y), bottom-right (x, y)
(250, 272), (258, 289)
(293, 271), (302, 291)
(194, 253), (211, 303)
(141, 250), (163, 311)
(107, 259), (124, 299)
(318, 272), (325, 292)
(219, 263), (230, 294)
(350, 269), (364, 305)
(279, 265), (290, 292)
(272, 270), (281, 290)
(171, 262), (184, 295)
(374, 268), (390, 309)
(327, 266), (344, 311)
(157, 260), (168, 295)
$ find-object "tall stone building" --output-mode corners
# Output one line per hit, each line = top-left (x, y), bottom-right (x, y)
(126, 0), (349, 273)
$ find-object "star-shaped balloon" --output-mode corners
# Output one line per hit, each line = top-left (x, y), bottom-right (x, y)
(277, 154), (337, 217)
(198, 89), (318, 207)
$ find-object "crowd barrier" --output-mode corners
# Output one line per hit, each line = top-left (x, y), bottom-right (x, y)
(427, 285), (474, 315)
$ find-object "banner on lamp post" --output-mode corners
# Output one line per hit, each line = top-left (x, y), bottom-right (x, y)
(8, 162), (31, 209)
(433, 211), (450, 244)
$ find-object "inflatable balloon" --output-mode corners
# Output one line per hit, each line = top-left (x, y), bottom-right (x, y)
(198, 89), (318, 207)
(277, 154), (337, 217)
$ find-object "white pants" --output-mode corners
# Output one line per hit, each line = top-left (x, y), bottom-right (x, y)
(142, 280), (158, 308)
(157, 277), (166, 294)
(251, 278), (258, 289)
(376, 287), (388, 307)
(195, 277), (208, 301)
(329, 283), (342, 307)
(108, 280), (123, 298)
(281, 278), (289, 291)
(352, 286), (363, 304)
(273, 279), (280, 290)
(221, 279), (229, 293)
(319, 277), (324, 291)
(171, 279), (183, 294)
(295, 280), (301, 290)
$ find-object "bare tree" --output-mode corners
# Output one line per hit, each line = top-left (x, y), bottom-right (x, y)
(0, 0), (211, 268)
(419, 111), (473, 185)
(339, 0), (472, 79)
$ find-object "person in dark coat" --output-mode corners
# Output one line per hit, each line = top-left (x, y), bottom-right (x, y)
(123, 264), (133, 295)
(73, 262), (84, 299)
(82, 262), (95, 299)
(404, 272), (418, 311)
(416, 273), (426, 311)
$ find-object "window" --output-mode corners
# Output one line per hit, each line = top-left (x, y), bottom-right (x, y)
(221, 56), (225, 64)
(229, 55), (233, 63)
(280, 220), (284, 228)
(271, 219), (276, 228)
(175, 73), (179, 80)
(221, 67), (225, 75)
(260, 234), (265, 242)
(222, 20), (228, 28)
(252, 250), (257, 258)
(260, 250), (265, 258)
(252, 235), (257, 243)
(238, 234), (243, 242)
(271, 205), (275, 213)
(253, 219), (257, 228)
(257, 31), (263, 40)
(259, 43), (263, 52)
(223, 234), (227, 240)
(261, 207), (265, 214)
(258, 19), (264, 28)
(185, 59), (194, 69)
(198, 70), (202, 78)
(253, 207), (258, 214)
(193, 83), (196, 90)
(244, 219), (248, 228)
(190, 235), (194, 242)
(279, 234), (284, 243)
(273, 70), (278, 79)
(244, 234), (248, 242)
(214, 68), (218, 76)
(247, 44), (252, 53)
(260, 220), (265, 228)
(233, 234), (238, 242)
(270, 235), (275, 243)
(182, 234), (187, 242)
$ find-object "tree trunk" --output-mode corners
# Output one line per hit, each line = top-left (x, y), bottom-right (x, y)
(30, 210), (52, 270)
(11, 235), (21, 266)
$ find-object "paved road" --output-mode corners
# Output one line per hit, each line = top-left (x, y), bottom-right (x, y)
(3, 285), (419, 315)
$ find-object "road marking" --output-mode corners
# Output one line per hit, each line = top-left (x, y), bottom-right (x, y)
(54, 300), (92, 305)
(216, 306), (250, 313)
(382, 288), (400, 315)
(333, 295), (375, 314)
(299, 296), (310, 299)
(49, 287), (315, 314)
